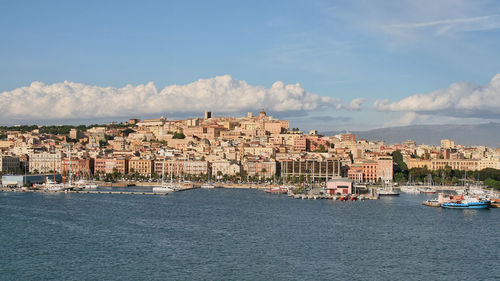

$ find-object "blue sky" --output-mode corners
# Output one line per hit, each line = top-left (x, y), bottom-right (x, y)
(1, 0), (500, 130)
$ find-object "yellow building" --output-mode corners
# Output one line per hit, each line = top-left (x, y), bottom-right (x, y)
(128, 158), (154, 176)
(405, 159), (431, 169)
(440, 139), (455, 149)
(431, 159), (478, 171)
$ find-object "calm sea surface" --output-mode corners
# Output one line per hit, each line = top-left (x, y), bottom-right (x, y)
(1, 188), (499, 280)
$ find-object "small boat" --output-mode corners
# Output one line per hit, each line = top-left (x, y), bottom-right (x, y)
(422, 199), (441, 207)
(152, 184), (175, 193)
(74, 179), (98, 189)
(265, 186), (289, 194)
(378, 181), (400, 196)
(400, 185), (420, 194)
(419, 187), (436, 194)
(201, 183), (215, 189)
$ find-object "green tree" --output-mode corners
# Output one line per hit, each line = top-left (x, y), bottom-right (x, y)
(173, 132), (185, 139)
(484, 178), (500, 190)
(392, 150), (407, 171)
(122, 128), (135, 136)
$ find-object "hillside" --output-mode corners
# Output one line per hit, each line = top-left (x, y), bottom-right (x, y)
(322, 123), (500, 147)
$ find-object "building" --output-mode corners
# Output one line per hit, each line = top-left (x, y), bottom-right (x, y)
(211, 160), (241, 177)
(0, 155), (20, 174)
(242, 160), (276, 179)
(154, 160), (184, 176)
(95, 158), (130, 175)
(129, 158), (154, 176)
(87, 127), (107, 145)
(326, 178), (353, 195)
(69, 129), (80, 140)
(430, 159), (479, 171)
(293, 137), (307, 152)
(441, 139), (455, 149)
(280, 158), (341, 181)
(2, 174), (62, 187)
(360, 160), (378, 183)
(61, 158), (94, 177)
(109, 137), (126, 151)
(183, 161), (208, 175)
(377, 157), (393, 182)
(28, 152), (62, 173)
(347, 164), (363, 183)
(405, 159), (431, 169)
(340, 133), (356, 142)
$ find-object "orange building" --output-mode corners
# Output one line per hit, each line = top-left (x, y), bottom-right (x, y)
(94, 158), (128, 175)
(61, 158), (94, 177)
(293, 136), (307, 151)
(361, 161), (378, 183)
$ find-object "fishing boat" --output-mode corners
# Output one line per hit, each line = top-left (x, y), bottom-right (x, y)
(440, 185), (491, 209)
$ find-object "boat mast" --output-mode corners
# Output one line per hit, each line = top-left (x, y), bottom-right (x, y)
(170, 160), (173, 183)
(68, 144), (72, 186)
(161, 153), (165, 185)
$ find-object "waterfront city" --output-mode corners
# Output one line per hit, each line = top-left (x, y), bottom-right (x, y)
(1, 110), (499, 205)
(2, 1), (500, 279)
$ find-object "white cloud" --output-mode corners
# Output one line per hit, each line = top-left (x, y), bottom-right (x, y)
(374, 74), (500, 119)
(0, 75), (362, 121)
(330, 0), (500, 41)
(379, 14), (500, 37)
(347, 98), (365, 111)
(383, 112), (433, 127)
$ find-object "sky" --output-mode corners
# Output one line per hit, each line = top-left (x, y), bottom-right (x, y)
(1, 0), (500, 131)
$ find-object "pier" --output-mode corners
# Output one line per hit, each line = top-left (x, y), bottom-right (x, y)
(0, 186), (200, 196)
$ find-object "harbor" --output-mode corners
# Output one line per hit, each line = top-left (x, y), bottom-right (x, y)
(2, 188), (498, 281)
(2, 178), (498, 206)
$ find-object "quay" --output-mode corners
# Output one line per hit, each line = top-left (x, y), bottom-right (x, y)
(289, 193), (377, 201)
(0, 186), (199, 196)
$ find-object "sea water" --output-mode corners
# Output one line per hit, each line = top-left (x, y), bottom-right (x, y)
(1, 189), (498, 280)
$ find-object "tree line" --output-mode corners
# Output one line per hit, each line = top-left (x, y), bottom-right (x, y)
(392, 150), (500, 189)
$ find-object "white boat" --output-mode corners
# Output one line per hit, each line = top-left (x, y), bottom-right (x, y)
(201, 183), (215, 189)
(74, 179), (98, 189)
(400, 185), (420, 194)
(378, 180), (400, 196)
(152, 184), (175, 193)
(400, 176), (420, 194)
(34, 178), (66, 191)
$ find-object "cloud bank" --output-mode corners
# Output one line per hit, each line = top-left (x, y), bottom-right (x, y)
(0, 75), (363, 121)
(374, 73), (500, 119)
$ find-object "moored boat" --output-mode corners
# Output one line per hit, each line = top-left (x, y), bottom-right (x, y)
(377, 181), (400, 196)
(201, 183), (215, 189)
(152, 184), (175, 193)
(441, 198), (491, 209)
(265, 186), (289, 194)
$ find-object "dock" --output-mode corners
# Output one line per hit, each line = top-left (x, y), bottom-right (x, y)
(0, 186), (199, 196)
